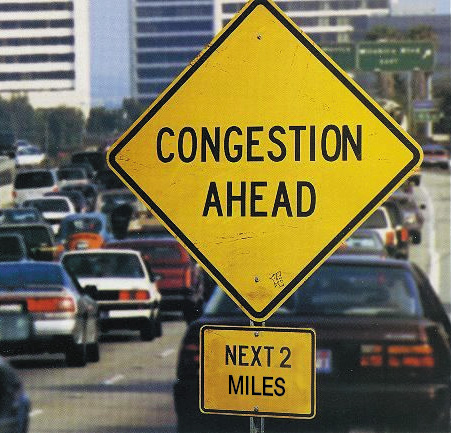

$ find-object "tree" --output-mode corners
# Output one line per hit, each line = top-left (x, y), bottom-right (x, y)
(35, 107), (85, 156)
(439, 87), (451, 134)
(86, 106), (121, 136)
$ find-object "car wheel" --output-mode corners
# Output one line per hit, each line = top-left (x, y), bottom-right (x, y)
(66, 340), (87, 367)
(140, 318), (155, 341)
(87, 341), (100, 363)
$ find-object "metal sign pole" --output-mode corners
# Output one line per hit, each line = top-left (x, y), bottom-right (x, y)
(249, 320), (265, 433)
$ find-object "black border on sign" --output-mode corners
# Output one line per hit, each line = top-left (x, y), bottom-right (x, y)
(109, 0), (421, 320)
(199, 325), (316, 418)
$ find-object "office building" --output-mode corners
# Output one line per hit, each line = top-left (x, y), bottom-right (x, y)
(131, 0), (215, 105)
(0, 0), (90, 116)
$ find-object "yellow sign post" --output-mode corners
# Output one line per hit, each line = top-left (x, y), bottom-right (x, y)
(200, 325), (315, 418)
(107, 0), (422, 322)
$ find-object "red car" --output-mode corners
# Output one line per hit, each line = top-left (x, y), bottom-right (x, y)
(106, 237), (205, 322)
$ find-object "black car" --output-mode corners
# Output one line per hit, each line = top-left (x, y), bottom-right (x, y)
(174, 256), (451, 433)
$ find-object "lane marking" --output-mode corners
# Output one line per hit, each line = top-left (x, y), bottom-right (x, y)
(30, 409), (43, 418)
(419, 184), (440, 291)
(159, 348), (176, 358)
(102, 374), (124, 386)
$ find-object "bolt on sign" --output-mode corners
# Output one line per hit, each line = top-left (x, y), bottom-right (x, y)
(200, 325), (315, 418)
(107, 0), (422, 322)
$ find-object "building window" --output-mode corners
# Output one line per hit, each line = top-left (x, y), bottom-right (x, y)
(137, 51), (198, 63)
(136, 6), (213, 18)
(136, 20), (212, 33)
(137, 66), (185, 79)
(0, 53), (75, 64)
(0, 70), (75, 81)
(137, 35), (211, 48)
(0, 36), (74, 47)
(0, 2), (73, 12)
(0, 20), (74, 30)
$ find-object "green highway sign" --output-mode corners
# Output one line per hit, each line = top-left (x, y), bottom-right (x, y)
(322, 43), (356, 71)
(358, 41), (434, 72)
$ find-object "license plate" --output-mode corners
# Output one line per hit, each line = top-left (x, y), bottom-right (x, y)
(316, 349), (332, 373)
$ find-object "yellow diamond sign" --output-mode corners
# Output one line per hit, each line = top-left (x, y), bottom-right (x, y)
(107, 0), (422, 322)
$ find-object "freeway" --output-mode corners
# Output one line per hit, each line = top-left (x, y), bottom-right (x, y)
(11, 169), (450, 433)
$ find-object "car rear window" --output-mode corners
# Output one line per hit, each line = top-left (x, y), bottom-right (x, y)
(3, 209), (40, 223)
(136, 245), (181, 261)
(57, 169), (85, 181)
(360, 209), (387, 229)
(23, 199), (70, 213)
(0, 226), (53, 251)
(61, 218), (102, 238)
(0, 264), (64, 289)
(0, 237), (25, 261)
(100, 192), (136, 213)
(205, 264), (421, 318)
(14, 171), (54, 189)
(63, 253), (145, 278)
(345, 233), (382, 250)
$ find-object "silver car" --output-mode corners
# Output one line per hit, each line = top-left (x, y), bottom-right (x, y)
(0, 262), (99, 367)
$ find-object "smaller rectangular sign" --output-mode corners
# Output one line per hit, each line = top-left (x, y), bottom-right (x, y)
(200, 325), (316, 419)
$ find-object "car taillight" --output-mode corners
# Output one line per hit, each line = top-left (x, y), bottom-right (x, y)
(400, 227), (409, 243)
(385, 230), (396, 246)
(119, 290), (150, 301)
(184, 268), (192, 288)
(388, 344), (435, 368)
(360, 344), (435, 368)
(27, 296), (75, 313)
(52, 186), (59, 193)
(360, 344), (383, 367)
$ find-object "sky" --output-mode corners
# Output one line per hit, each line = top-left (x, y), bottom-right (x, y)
(89, 0), (450, 108)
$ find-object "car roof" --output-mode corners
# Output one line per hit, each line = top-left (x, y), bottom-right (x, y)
(62, 248), (141, 256)
(324, 254), (410, 268)
(0, 261), (62, 271)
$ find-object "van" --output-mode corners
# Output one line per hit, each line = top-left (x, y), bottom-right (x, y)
(13, 169), (58, 205)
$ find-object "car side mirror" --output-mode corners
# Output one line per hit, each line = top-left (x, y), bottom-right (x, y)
(83, 285), (98, 299)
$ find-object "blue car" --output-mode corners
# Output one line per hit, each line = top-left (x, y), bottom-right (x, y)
(57, 212), (114, 245)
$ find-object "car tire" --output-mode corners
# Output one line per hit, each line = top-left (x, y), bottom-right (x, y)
(154, 316), (163, 338)
(87, 341), (100, 363)
(140, 319), (155, 341)
(411, 231), (421, 245)
(66, 341), (87, 367)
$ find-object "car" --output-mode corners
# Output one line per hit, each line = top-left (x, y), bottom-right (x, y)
(12, 168), (59, 205)
(0, 233), (28, 262)
(391, 191), (425, 244)
(381, 198), (410, 259)
(57, 212), (114, 248)
(0, 304), (31, 433)
(61, 183), (98, 212)
(95, 168), (126, 190)
(22, 196), (76, 234)
(71, 151), (105, 174)
(359, 206), (407, 258)
(61, 249), (162, 341)
(334, 229), (387, 257)
(0, 262), (100, 367)
(422, 144), (450, 170)
(95, 188), (148, 218)
(174, 256), (451, 433)
(0, 223), (62, 261)
(14, 145), (45, 167)
(0, 207), (43, 225)
(45, 190), (88, 213)
(106, 237), (205, 322)
(60, 162), (95, 180)
(56, 167), (90, 188)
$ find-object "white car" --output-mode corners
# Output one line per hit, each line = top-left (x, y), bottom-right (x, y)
(15, 145), (46, 167)
(56, 167), (90, 188)
(61, 249), (162, 341)
(22, 196), (75, 234)
(13, 169), (59, 205)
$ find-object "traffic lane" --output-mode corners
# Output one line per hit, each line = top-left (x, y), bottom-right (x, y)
(410, 170), (450, 305)
(14, 320), (186, 433)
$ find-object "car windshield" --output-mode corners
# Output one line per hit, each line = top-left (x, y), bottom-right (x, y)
(24, 199), (70, 213)
(14, 171), (54, 189)
(63, 253), (145, 278)
(57, 169), (85, 180)
(61, 218), (103, 238)
(0, 264), (64, 289)
(360, 209), (387, 229)
(205, 264), (422, 318)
